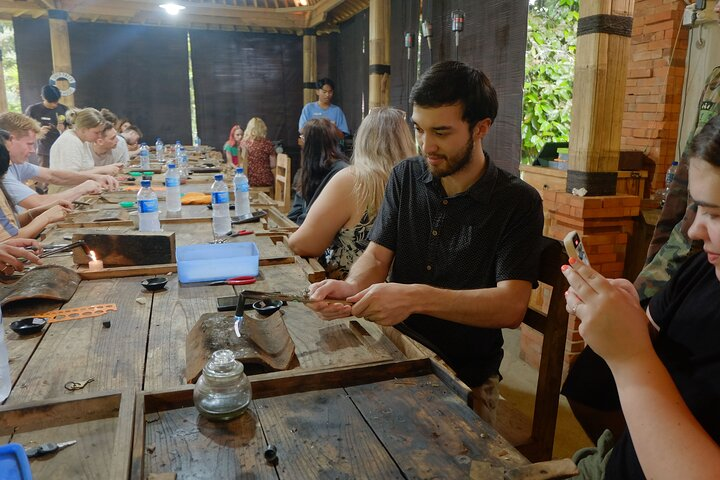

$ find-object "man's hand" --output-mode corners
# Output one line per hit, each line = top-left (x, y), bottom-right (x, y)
(92, 174), (120, 191)
(78, 179), (103, 195)
(307, 279), (358, 319)
(37, 205), (69, 225)
(39, 125), (52, 138)
(0, 238), (42, 275)
(349, 283), (416, 326)
(94, 163), (124, 176)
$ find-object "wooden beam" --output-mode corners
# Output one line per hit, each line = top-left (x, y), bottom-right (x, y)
(302, 32), (317, 105)
(48, 10), (74, 107)
(368, 0), (389, 108)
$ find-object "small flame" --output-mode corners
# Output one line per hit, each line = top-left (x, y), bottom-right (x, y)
(89, 251), (97, 262)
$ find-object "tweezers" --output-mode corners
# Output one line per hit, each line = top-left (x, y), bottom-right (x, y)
(39, 241), (90, 258)
(241, 289), (354, 306)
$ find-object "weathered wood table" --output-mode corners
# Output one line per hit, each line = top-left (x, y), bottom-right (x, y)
(0, 186), (528, 479)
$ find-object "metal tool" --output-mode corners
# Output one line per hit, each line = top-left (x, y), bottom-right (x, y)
(39, 240), (90, 258)
(241, 289), (354, 305)
(25, 440), (77, 458)
(209, 275), (256, 286)
(72, 200), (91, 206)
(64, 378), (94, 391)
(229, 229), (253, 237)
(234, 293), (244, 338)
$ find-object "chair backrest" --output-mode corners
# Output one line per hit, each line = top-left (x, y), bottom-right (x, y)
(517, 236), (570, 462)
(274, 153), (292, 213)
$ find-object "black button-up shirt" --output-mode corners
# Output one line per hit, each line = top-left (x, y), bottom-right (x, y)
(369, 155), (544, 386)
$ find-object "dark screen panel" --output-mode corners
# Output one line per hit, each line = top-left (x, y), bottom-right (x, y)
(68, 22), (192, 145)
(190, 30), (303, 152)
(336, 9), (369, 134)
(419, 0), (528, 174)
(390, 0), (420, 116)
(13, 18), (53, 112)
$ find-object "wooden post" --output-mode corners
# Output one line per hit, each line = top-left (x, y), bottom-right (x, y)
(369, 0), (390, 108)
(302, 30), (317, 106)
(567, 0), (635, 195)
(0, 49), (8, 112)
(48, 9), (75, 108)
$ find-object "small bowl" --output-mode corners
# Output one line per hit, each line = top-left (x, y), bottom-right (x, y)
(252, 300), (283, 316)
(10, 317), (47, 336)
(119, 201), (135, 208)
(141, 277), (168, 292)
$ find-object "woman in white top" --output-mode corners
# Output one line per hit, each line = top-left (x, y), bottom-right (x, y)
(288, 107), (416, 279)
(50, 108), (117, 173)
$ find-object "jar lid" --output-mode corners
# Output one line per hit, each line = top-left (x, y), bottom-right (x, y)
(204, 349), (245, 378)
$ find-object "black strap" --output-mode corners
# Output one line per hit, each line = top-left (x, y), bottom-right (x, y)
(577, 14), (633, 38)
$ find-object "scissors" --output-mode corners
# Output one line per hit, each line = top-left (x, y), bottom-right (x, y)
(209, 275), (256, 286)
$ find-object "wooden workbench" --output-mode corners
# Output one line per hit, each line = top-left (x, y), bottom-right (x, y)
(0, 188), (528, 479)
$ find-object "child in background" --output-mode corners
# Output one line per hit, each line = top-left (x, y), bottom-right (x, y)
(223, 125), (243, 167)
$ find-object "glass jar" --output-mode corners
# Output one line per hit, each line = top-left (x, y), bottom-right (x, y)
(193, 349), (251, 421)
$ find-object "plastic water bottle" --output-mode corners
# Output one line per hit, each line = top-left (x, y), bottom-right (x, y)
(175, 140), (182, 159)
(139, 143), (150, 170)
(179, 147), (189, 179)
(137, 179), (161, 231)
(234, 167), (251, 218)
(155, 138), (164, 163)
(0, 308), (11, 402)
(211, 174), (231, 237)
(165, 164), (181, 213)
(663, 160), (679, 205)
(193, 135), (202, 151)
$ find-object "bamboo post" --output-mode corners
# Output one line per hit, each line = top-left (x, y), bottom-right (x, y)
(567, 0), (635, 195)
(0, 49), (8, 112)
(48, 9), (75, 108)
(302, 30), (317, 106)
(369, 0), (390, 108)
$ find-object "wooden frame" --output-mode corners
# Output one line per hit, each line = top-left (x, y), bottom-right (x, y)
(0, 391), (134, 480)
(274, 153), (293, 214)
(132, 359), (527, 479)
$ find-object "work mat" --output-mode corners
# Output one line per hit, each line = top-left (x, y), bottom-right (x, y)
(0, 265), (81, 306)
(186, 309), (296, 383)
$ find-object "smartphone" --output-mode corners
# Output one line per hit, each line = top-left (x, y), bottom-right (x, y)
(563, 230), (591, 266)
(216, 295), (254, 312)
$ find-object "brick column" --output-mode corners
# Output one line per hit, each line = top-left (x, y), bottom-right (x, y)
(621, 0), (687, 192)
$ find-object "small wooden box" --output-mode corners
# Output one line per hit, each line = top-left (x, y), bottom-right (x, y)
(519, 165), (647, 198)
(71, 230), (176, 267)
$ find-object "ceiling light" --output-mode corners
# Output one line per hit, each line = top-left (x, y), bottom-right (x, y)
(160, 3), (186, 15)
(294, 0), (308, 6)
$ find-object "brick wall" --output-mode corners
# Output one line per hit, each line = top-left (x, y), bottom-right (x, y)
(622, 0), (688, 192)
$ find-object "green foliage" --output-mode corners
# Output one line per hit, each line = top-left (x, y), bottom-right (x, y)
(0, 21), (21, 112)
(521, 0), (578, 164)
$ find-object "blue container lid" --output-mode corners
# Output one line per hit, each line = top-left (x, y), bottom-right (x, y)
(167, 164), (176, 169)
(214, 174), (224, 181)
(141, 179), (151, 187)
(236, 167), (244, 173)
(0, 443), (32, 479)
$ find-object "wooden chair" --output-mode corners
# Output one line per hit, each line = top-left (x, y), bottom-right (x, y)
(274, 153), (293, 213)
(498, 236), (570, 462)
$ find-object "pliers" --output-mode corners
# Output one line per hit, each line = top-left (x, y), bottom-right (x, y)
(229, 229), (253, 237)
(209, 275), (256, 286)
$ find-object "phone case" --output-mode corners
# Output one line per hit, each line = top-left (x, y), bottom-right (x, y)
(563, 230), (591, 266)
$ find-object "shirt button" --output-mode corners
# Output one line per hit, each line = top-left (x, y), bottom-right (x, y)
(426, 265), (432, 271)
(442, 200), (448, 206)
(432, 230), (438, 236)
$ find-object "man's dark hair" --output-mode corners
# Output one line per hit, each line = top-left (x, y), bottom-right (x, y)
(688, 114), (720, 168)
(316, 78), (335, 90)
(41, 85), (61, 103)
(124, 124), (143, 139)
(410, 61), (498, 126)
(100, 108), (118, 125)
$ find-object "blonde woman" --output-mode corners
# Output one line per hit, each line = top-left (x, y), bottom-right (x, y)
(289, 107), (415, 279)
(240, 117), (276, 186)
(50, 108), (122, 175)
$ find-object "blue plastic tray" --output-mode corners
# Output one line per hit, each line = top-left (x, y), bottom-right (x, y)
(0, 443), (32, 480)
(176, 242), (259, 283)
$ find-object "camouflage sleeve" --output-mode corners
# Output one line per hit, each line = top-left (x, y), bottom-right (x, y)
(635, 222), (693, 302)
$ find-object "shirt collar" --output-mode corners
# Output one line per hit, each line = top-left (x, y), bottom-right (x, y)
(420, 152), (498, 203)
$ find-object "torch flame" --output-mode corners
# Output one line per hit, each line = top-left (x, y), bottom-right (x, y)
(89, 250), (97, 262)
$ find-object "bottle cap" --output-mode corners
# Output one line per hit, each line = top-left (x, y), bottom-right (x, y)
(167, 163), (176, 169)
(141, 180), (151, 187)
(214, 174), (224, 181)
(236, 167), (243, 173)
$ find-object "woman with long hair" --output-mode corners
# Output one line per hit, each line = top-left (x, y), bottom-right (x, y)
(240, 117), (275, 186)
(287, 118), (348, 226)
(289, 108), (415, 279)
(223, 124), (243, 167)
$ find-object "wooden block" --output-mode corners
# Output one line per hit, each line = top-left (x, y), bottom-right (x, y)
(72, 231), (176, 267)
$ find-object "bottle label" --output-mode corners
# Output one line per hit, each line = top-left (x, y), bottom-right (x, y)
(239, 183), (250, 193)
(138, 199), (159, 213)
(212, 192), (230, 204)
(166, 177), (180, 187)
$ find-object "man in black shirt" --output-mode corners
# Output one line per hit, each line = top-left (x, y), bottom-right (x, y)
(308, 61), (544, 423)
(24, 85), (67, 193)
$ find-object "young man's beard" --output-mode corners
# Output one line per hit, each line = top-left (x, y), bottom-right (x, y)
(426, 135), (474, 178)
